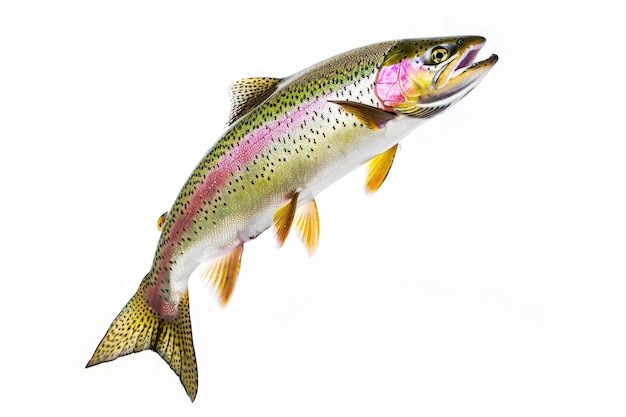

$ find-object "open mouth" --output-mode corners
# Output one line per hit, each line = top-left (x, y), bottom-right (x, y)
(436, 38), (498, 89)
(454, 45), (482, 76)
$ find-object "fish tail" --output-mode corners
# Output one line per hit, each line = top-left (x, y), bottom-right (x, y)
(86, 279), (198, 401)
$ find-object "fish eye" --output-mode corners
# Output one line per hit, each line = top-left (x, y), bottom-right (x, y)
(431, 46), (450, 64)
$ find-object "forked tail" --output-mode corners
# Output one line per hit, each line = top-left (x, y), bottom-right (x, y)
(86, 280), (198, 401)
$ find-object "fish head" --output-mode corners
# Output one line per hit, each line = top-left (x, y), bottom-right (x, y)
(375, 36), (498, 117)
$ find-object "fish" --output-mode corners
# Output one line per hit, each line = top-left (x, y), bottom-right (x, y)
(87, 36), (498, 401)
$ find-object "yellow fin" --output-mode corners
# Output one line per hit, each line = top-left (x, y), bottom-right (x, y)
(329, 100), (397, 130)
(365, 144), (398, 194)
(87, 281), (198, 401)
(200, 244), (244, 307)
(157, 211), (168, 231)
(273, 191), (300, 247)
(295, 199), (320, 255)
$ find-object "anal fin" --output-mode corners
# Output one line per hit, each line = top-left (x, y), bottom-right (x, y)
(365, 144), (398, 194)
(200, 244), (244, 307)
(273, 191), (300, 247)
(294, 199), (320, 255)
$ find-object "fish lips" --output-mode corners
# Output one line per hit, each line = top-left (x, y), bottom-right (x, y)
(427, 37), (498, 105)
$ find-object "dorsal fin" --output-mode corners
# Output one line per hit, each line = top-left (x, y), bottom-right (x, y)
(227, 77), (282, 126)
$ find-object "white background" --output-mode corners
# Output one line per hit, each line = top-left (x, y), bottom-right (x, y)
(1, 1), (624, 415)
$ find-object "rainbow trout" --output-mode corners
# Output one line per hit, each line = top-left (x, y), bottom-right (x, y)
(87, 36), (498, 401)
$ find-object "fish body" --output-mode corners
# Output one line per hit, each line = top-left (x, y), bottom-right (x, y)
(88, 36), (497, 401)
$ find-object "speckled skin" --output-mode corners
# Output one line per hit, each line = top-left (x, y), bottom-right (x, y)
(152, 40), (399, 308)
(87, 37), (497, 402)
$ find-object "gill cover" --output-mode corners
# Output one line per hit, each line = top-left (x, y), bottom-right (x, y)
(374, 36), (497, 117)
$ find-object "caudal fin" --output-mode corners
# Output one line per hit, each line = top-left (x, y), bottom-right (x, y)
(86, 281), (198, 401)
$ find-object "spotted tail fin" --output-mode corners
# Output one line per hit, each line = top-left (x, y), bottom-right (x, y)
(86, 280), (198, 401)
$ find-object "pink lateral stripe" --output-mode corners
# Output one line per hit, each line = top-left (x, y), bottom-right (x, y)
(146, 96), (328, 316)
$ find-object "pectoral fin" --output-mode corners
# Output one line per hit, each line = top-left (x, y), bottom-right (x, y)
(273, 191), (300, 247)
(365, 144), (398, 194)
(294, 199), (320, 255)
(329, 101), (397, 130)
(200, 244), (244, 307)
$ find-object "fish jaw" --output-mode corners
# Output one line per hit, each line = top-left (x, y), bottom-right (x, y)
(375, 36), (498, 115)
(429, 37), (498, 105)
